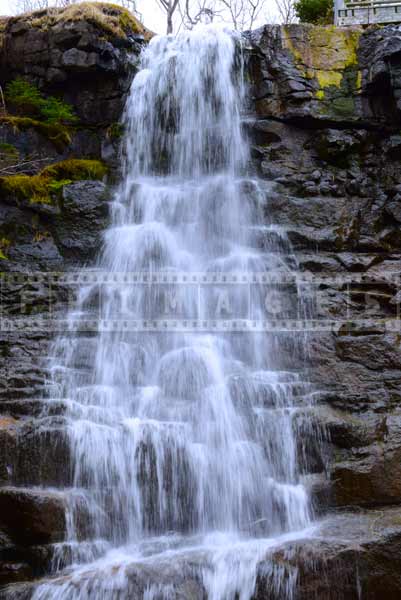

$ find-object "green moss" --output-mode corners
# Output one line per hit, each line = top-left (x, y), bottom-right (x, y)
(0, 158), (107, 205)
(107, 122), (124, 140)
(48, 178), (73, 192)
(0, 237), (11, 260)
(331, 97), (356, 116)
(42, 158), (108, 180)
(0, 142), (18, 157)
(1, 116), (72, 149)
(118, 9), (142, 34)
(0, 174), (51, 204)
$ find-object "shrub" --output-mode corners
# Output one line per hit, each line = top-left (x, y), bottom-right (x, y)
(5, 78), (78, 126)
(39, 96), (77, 125)
(5, 78), (43, 117)
(294, 0), (333, 24)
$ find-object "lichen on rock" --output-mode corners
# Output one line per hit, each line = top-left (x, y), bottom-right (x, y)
(281, 24), (363, 118)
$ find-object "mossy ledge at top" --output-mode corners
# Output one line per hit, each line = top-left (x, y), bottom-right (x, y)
(3, 2), (153, 41)
(0, 158), (108, 206)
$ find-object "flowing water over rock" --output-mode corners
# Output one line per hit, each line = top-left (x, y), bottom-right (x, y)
(23, 27), (319, 599)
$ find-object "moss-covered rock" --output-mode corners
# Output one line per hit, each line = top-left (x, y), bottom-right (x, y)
(0, 116), (72, 150)
(41, 158), (107, 181)
(0, 158), (107, 205)
(247, 23), (398, 125)
(282, 25), (362, 119)
(6, 2), (153, 41)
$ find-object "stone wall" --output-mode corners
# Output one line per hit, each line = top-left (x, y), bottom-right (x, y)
(0, 5), (146, 588)
(246, 23), (401, 597)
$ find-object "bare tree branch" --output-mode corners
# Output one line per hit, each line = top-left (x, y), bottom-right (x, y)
(0, 156), (53, 176)
(274, 0), (296, 23)
(181, 0), (223, 28)
(156, 0), (181, 33)
(216, 0), (264, 30)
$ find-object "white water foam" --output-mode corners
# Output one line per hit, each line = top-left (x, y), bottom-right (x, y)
(31, 26), (320, 600)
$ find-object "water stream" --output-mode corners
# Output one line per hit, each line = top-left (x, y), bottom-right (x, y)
(32, 27), (318, 599)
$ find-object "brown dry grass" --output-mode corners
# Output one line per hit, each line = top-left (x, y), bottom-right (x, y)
(7, 2), (153, 41)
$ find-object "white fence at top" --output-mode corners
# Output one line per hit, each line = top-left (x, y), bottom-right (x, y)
(335, 0), (401, 25)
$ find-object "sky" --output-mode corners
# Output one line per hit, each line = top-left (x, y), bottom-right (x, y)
(0, 0), (280, 32)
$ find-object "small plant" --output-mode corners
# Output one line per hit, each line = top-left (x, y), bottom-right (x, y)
(39, 96), (77, 125)
(294, 0), (333, 24)
(48, 178), (73, 192)
(5, 78), (78, 126)
(5, 78), (43, 116)
(107, 122), (124, 140)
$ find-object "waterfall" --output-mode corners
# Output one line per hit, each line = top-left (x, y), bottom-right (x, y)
(31, 26), (318, 600)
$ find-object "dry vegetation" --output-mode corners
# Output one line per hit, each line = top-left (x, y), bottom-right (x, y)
(6, 2), (153, 40)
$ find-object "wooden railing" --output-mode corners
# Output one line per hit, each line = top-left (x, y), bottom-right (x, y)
(344, 0), (401, 6)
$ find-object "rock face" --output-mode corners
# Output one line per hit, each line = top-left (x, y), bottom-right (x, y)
(1, 10), (401, 598)
(244, 25), (401, 592)
(0, 5), (146, 589)
(0, 4), (148, 273)
(248, 24), (401, 125)
(0, 4), (149, 126)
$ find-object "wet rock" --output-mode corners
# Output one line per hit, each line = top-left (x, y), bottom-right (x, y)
(0, 562), (33, 586)
(335, 333), (401, 371)
(255, 508), (401, 599)
(331, 413), (401, 508)
(4, 509), (401, 600)
(314, 130), (362, 166)
(53, 180), (110, 260)
(14, 417), (72, 487)
(0, 488), (66, 545)
(0, 418), (18, 484)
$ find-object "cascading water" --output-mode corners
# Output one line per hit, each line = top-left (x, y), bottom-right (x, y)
(29, 26), (319, 600)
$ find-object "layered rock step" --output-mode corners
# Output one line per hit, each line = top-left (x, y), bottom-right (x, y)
(2, 508), (401, 599)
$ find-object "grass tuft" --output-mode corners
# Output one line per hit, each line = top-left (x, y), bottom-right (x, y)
(8, 2), (153, 41)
